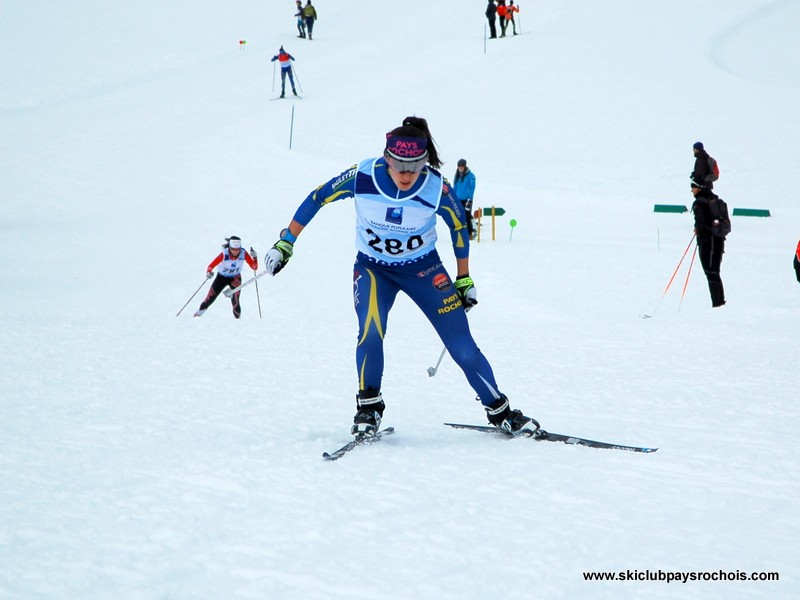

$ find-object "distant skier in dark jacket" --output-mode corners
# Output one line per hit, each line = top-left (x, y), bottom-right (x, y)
(691, 141), (719, 191)
(691, 181), (725, 307)
(486, 0), (497, 39)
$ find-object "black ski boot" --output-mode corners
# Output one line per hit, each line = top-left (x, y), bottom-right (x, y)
(351, 389), (385, 437)
(485, 395), (540, 437)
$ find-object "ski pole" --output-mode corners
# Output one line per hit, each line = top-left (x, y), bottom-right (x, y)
(224, 269), (268, 298)
(642, 234), (695, 318)
(289, 104), (295, 150)
(176, 277), (210, 316)
(252, 269), (263, 319)
(250, 246), (263, 318)
(427, 346), (447, 377)
(677, 244), (698, 313)
(292, 65), (303, 94)
(272, 61), (276, 93)
(661, 234), (696, 298)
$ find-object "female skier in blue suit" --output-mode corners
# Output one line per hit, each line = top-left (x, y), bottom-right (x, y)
(263, 116), (539, 438)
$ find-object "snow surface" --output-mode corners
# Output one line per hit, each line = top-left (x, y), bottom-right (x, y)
(2, 1), (799, 598)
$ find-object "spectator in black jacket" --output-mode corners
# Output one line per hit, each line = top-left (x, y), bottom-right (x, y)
(486, 1), (497, 39)
(691, 141), (718, 190)
(691, 180), (726, 307)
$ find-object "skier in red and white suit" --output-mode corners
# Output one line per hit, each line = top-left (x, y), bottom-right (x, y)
(194, 236), (258, 319)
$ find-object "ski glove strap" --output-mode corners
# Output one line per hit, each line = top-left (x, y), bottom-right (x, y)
(265, 240), (294, 275)
(279, 228), (297, 243)
(455, 275), (478, 312)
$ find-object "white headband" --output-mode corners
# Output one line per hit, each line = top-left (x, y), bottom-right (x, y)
(229, 239), (242, 249)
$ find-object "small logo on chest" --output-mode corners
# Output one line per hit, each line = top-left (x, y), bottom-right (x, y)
(385, 207), (403, 225)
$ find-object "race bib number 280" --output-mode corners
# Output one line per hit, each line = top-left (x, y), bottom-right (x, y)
(365, 228), (423, 256)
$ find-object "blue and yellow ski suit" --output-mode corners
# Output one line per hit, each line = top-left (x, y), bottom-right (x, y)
(291, 157), (505, 406)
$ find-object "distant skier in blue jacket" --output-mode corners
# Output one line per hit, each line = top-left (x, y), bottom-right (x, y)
(453, 158), (477, 240)
(270, 46), (297, 98)
(262, 116), (540, 440)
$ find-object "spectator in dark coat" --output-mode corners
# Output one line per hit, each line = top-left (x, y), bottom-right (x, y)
(486, 1), (497, 39)
(691, 141), (718, 190)
(691, 180), (726, 307)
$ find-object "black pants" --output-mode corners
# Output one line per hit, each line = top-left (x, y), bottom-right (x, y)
(698, 237), (725, 307)
(200, 274), (242, 318)
(461, 200), (475, 238)
(794, 255), (800, 283)
(487, 17), (497, 38)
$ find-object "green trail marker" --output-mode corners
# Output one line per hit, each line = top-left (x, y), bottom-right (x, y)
(653, 204), (687, 213)
(509, 218), (517, 241)
(480, 206), (506, 241)
(482, 207), (506, 216)
(732, 208), (771, 217)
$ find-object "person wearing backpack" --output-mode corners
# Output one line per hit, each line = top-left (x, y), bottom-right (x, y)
(691, 180), (727, 307)
(691, 141), (720, 190)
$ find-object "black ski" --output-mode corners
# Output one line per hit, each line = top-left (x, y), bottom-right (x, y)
(322, 427), (395, 461)
(444, 423), (657, 453)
